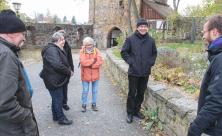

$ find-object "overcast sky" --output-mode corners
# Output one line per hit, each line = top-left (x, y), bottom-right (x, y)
(9, 0), (202, 23)
(9, 0), (89, 23)
(168, 0), (203, 14)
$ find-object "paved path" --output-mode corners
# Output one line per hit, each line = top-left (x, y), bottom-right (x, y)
(21, 50), (149, 136)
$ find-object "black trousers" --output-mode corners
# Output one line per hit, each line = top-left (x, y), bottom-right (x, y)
(63, 82), (68, 105)
(127, 75), (149, 115)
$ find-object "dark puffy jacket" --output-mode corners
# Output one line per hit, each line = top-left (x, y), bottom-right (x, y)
(188, 46), (222, 136)
(40, 43), (71, 90)
(0, 38), (39, 136)
(121, 31), (157, 77)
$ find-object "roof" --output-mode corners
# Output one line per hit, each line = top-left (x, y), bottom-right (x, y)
(143, 0), (173, 17)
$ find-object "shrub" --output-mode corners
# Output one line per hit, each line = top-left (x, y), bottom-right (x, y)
(157, 47), (181, 68)
(151, 64), (200, 94)
(112, 35), (126, 58)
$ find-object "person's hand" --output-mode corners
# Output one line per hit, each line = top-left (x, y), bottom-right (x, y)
(93, 58), (97, 64)
(94, 58), (97, 62)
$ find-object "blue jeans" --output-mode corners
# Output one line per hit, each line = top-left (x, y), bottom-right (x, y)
(49, 87), (65, 121)
(82, 80), (99, 105)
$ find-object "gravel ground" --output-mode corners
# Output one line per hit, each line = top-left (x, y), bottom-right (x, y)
(21, 50), (149, 136)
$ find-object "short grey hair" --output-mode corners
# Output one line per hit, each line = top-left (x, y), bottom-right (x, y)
(57, 30), (66, 36)
(83, 37), (94, 46)
(51, 32), (64, 43)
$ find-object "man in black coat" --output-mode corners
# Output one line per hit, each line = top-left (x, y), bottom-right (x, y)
(188, 16), (222, 136)
(54, 26), (74, 111)
(0, 9), (39, 135)
(121, 18), (157, 123)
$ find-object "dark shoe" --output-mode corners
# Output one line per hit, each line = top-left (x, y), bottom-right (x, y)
(53, 117), (58, 121)
(134, 112), (145, 119)
(81, 104), (86, 112)
(63, 104), (70, 111)
(92, 104), (98, 111)
(126, 114), (133, 123)
(58, 118), (73, 125)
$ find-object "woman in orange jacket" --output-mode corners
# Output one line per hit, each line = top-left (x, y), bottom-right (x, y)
(79, 37), (103, 112)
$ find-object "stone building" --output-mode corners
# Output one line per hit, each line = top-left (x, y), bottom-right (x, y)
(89, 0), (173, 49)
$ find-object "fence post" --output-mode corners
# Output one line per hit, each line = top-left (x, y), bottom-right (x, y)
(191, 17), (196, 43)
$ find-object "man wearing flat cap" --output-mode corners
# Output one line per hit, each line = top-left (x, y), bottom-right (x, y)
(121, 18), (157, 123)
(0, 9), (39, 136)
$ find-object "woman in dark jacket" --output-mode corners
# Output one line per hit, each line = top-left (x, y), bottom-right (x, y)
(40, 32), (73, 125)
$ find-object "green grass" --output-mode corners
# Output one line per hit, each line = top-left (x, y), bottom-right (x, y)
(112, 47), (121, 58)
(161, 41), (204, 54)
(112, 41), (205, 58)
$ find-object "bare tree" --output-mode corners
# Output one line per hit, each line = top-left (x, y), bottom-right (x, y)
(127, 0), (140, 34)
(131, 0), (139, 20)
(173, 0), (180, 12)
(127, 0), (133, 34)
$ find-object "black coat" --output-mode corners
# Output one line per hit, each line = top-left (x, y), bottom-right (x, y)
(0, 38), (39, 136)
(188, 46), (222, 136)
(40, 43), (71, 90)
(64, 41), (74, 72)
(121, 31), (157, 77)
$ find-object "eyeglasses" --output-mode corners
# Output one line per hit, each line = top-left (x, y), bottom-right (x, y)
(85, 44), (93, 46)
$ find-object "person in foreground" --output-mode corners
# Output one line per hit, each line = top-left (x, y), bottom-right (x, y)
(121, 18), (157, 123)
(40, 32), (73, 125)
(188, 15), (222, 136)
(79, 37), (103, 112)
(54, 26), (74, 111)
(0, 9), (39, 135)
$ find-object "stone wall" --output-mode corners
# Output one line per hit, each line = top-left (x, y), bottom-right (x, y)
(24, 23), (93, 49)
(105, 48), (197, 136)
(89, 0), (140, 49)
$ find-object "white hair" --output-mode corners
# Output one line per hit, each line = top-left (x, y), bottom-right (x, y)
(83, 37), (94, 46)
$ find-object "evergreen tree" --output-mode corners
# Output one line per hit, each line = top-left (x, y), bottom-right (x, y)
(71, 16), (77, 24)
(53, 15), (61, 24)
(63, 16), (67, 23)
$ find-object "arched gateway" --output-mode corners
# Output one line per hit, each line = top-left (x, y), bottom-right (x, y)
(107, 27), (122, 48)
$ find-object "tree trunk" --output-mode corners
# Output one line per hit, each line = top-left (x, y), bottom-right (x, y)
(131, 0), (139, 20)
(127, 0), (133, 34)
(173, 0), (180, 12)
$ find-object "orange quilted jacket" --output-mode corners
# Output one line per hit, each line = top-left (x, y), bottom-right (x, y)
(79, 46), (103, 82)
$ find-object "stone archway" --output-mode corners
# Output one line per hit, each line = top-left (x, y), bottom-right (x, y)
(107, 27), (122, 48)
(76, 27), (84, 48)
